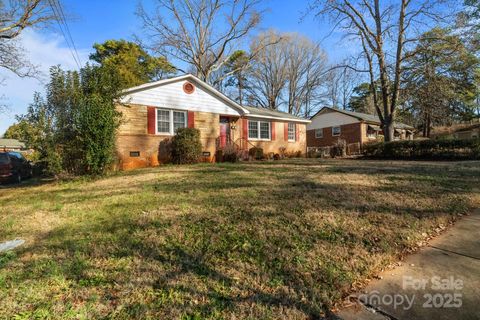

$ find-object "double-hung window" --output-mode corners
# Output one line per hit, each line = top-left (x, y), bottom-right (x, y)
(332, 126), (341, 136)
(260, 122), (270, 139)
(288, 123), (296, 141)
(156, 109), (187, 135)
(315, 129), (323, 139)
(248, 120), (271, 140)
(157, 109), (170, 134)
(173, 111), (186, 132)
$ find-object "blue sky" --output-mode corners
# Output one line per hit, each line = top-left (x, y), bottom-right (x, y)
(0, 0), (350, 135)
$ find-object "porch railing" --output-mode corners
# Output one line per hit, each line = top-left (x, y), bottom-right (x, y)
(215, 136), (257, 161)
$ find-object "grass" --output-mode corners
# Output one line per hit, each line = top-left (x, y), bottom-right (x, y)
(0, 159), (479, 319)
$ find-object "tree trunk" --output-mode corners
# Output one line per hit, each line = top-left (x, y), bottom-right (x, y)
(422, 114), (428, 137)
(238, 76), (243, 106)
(426, 114), (431, 138)
(383, 115), (394, 142)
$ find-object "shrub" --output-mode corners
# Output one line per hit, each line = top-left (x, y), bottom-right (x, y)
(223, 144), (239, 163)
(363, 138), (480, 160)
(75, 94), (121, 175)
(266, 152), (275, 160)
(35, 147), (62, 177)
(330, 139), (347, 158)
(307, 147), (331, 158)
(171, 128), (202, 164)
(273, 153), (281, 160)
(279, 147), (287, 159)
(248, 147), (264, 160)
(284, 150), (302, 158)
(307, 149), (317, 158)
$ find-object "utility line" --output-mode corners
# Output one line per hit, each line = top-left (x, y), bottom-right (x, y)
(47, 0), (82, 70)
(52, 0), (82, 67)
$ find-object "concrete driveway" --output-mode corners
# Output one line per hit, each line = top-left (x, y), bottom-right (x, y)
(337, 209), (480, 320)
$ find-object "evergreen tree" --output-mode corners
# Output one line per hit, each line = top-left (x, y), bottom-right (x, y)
(224, 50), (250, 105)
(403, 28), (479, 136)
(89, 39), (176, 89)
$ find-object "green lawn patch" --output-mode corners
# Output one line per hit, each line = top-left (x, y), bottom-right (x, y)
(0, 159), (479, 319)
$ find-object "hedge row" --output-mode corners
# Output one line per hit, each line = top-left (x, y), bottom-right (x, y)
(363, 138), (480, 160)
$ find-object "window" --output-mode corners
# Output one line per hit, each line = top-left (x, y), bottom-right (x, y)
(260, 122), (270, 139)
(130, 151), (140, 157)
(367, 132), (377, 139)
(0, 153), (9, 164)
(8, 152), (25, 161)
(156, 109), (187, 135)
(332, 126), (341, 136)
(173, 111), (186, 132)
(248, 121), (258, 139)
(315, 129), (323, 139)
(157, 109), (170, 134)
(248, 120), (271, 140)
(288, 123), (295, 141)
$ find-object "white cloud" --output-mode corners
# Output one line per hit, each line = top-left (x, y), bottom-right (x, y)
(0, 29), (90, 135)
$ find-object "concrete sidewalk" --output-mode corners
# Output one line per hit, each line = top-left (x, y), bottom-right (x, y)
(336, 210), (480, 320)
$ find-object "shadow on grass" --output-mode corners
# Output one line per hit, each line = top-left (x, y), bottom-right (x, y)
(0, 176), (55, 190)
(1, 160), (479, 319)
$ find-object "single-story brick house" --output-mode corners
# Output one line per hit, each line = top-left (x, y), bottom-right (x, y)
(307, 107), (414, 149)
(116, 74), (310, 169)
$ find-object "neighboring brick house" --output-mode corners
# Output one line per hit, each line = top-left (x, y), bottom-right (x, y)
(116, 74), (310, 170)
(307, 107), (414, 149)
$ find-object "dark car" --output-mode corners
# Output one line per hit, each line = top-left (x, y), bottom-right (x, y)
(0, 152), (33, 184)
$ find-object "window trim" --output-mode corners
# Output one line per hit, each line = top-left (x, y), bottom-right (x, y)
(288, 123), (296, 142)
(248, 120), (271, 141)
(173, 110), (187, 133)
(315, 128), (323, 139)
(155, 108), (187, 135)
(156, 109), (171, 135)
(332, 126), (341, 136)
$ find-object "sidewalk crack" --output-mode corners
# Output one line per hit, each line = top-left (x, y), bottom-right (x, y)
(357, 299), (400, 320)
(428, 245), (480, 261)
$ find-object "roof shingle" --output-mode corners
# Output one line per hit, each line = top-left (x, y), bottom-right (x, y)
(319, 107), (414, 130)
(243, 106), (310, 122)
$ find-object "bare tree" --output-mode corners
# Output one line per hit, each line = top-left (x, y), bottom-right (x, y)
(284, 33), (329, 116)
(137, 0), (261, 84)
(311, 0), (457, 141)
(0, 0), (54, 113)
(324, 68), (341, 108)
(324, 66), (356, 110)
(1, 0), (53, 78)
(247, 30), (330, 116)
(246, 30), (288, 110)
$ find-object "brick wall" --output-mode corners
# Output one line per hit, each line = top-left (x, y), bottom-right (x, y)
(192, 111), (219, 161)
(116, 104), (308, 170)
(233, 118), (307, 154)
(307, 122), (364, 147)
(116, 105), (220, 170)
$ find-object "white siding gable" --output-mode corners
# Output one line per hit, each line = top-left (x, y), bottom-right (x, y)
(120, 80), (241, 116)
(307, 110), (359, 130)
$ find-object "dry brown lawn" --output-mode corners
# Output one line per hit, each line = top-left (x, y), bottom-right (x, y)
(0, 159), (479, 319)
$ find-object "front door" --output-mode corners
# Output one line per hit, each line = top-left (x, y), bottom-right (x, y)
(219, 117), (230, 148)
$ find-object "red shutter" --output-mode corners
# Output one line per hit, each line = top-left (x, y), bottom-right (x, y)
(243, 118), (249, 141)
(284, 122), (288, 141)
(271, 121), (276, 140)
(147, 107), (156, 134)
(295, 123), (299, 142)
(187, 111), (195, 128)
